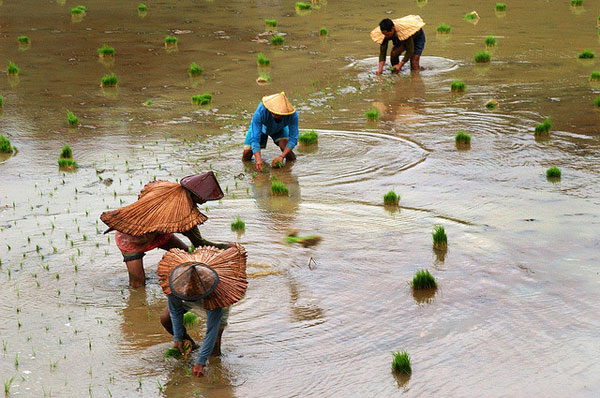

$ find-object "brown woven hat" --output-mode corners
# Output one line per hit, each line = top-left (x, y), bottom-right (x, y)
(370, 15), (425, 44)
(180, 171), (224, 204)
(100, 180), (207, 236)
(168, 262), (219, 301)
(262, 92), (295, 116)
(157, 245), (248, 310)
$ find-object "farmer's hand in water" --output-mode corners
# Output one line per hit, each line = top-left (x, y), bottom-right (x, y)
(376, 67), (384, 75)
(173, 340), (184, 355)
(393, 62), (404, 74)
(272, 155), (284, 166)
(193, 364), (205, 377)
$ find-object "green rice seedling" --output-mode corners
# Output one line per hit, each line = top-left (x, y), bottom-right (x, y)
(231, 216), (245, 231)
(137, 3), (147, 11)
(257, 53), (270, 66)
(183, 311), (199, 327)
(299, 129), (318, 145)
(14, 353), (19, 367)
(270, 34), (284, 45)
(18, 35), (30, 45)
(495, 3), (506, 11)
(144, 99), (152, 106)
(465, 11), (478, 21)
(0, 135), (13, 153)
(455, 130), (471, 145)
(164, 348), (182, 359)
(58, 158), (78, 169)
(319, 27), (328, 36)
(189, 62), (203, 77)
(474, 50), (491, 63)
(411, 269), (437, 289)
(7, 61), (19, 76)
(578, 49), (594, 59)
(296, 2), (311, 10)
(391, 351), (411, 374)
(450, 80), (466, 92)
(4, 377), (14, 394)
(164, 36), (178, 46)
(191, 93), (212, 105)
(383, 190), (400, 206)
(271, 180), (289, 196)
(71, 6), (84, 15)
(485, 100), (499, 109)
(97, 44), (114, 57)
(546, 167), (561, 179)
(67, 110), (78, 126)
(436, 23), (451, 34)
(571, 0), (583, 6)
(265, 19), (277, 28)
(0, 95), (3, 108)
(285, 234), (322, 247)
(365, 107), (379, 121)
(485, 36), (496, 47)
(257, 74), (271, 83)
(432, 225), (447, 248)
(595, 95), (600, 107)
(60, 144), (72, 158)
(101, 73), (118, 87)
(534, 117), (552, 135)
(590, 71), (600, 81)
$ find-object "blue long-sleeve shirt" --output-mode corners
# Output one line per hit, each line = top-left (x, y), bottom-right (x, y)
(168, 295), (222, 366)
(250, 102), (299, 154)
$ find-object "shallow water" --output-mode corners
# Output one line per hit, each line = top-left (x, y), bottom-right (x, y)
(1, 0), (600, 396)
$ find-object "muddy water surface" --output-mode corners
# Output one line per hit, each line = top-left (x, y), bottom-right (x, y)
(1, 0), (600, 396)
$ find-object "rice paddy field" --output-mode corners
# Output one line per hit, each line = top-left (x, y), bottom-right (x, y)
(1, 0), (600, 396)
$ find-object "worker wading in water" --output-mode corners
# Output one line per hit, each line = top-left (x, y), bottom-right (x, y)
(371, 15), (426, 73)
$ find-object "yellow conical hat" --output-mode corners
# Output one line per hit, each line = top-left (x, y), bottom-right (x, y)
(262, 92), (295, 116)
(370, 15), (425, 44)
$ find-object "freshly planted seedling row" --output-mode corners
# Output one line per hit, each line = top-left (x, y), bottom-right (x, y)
(455, 130), (471, 145)
(451, 80), (466, 92)
(391, 351), (411, 374)
(101, 73), (118, 87)
(546, 167), (561, 179)
(7, 61), (19, 76)
(257, 53), (270, 66)
(534, 117), (552, 135)
(578, 49), (594, 59)
(265, 19), (277, 27)
(298, 129), (318, 145)
(436, 23), (451, 34)
(270, 35), (284, 45)
(17, 36), (30, 44)
(365, 108), (379, 121)
(67, 110), (78, 126)
(485, 36), (496, 47)
(189, 62), (203, 77)
(495, 3), (506, 11)
(296, 2), (311, 10)
(319, 27), (328, 36)
(97, 44), (115, 57)
(165, 36), (178, 45)
(432, 225), (447, 248)
(137, 3), (147, 11)
(0, 135), (15, 153)
(411, 269), (437, 290)
(590, 71), (600, 81)
(191, 93), (212, 105)
(383, 190), (399, 206)
(474, 50), (491, 63)
(271, 179), (289, 196)
(230, 217), (245, 231)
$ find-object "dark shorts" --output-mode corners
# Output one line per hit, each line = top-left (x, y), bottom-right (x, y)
(413, 28), (426, 56)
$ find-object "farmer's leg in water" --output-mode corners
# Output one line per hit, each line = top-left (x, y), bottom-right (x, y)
(211, 306), (230, 357)
(160, 306), (199, 349)
(242, 126), (268, 162)
(193, 307), (223, 377)
(390, 44), (405, 73)
(122, 253), (146, 288)
(410, 28), (426, 71)
(270, 126), (296, 165)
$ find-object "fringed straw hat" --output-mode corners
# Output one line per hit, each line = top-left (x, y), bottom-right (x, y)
(370, 15), (425, 44)
(157, 245), (248, 310)
(262, 92), (295, 116)
(100, 181), (207, 236)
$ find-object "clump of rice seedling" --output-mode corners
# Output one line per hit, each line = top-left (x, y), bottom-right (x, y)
(256, 74), (271, 83)
(182, 312), (198, 327)
(67, 110), (78, 126)
(474, 50), (491, 63)
(137, 3), (147, 11)
(383, 190), (399, 206)
(465, 11), (478, 20)
(319, 27), (328, 36)
(534, 117), (552, 135)
(0, 135), (14, 153)
(0, 95), (3, 108)
(143, 99), (152, 106)
(365, 107), (379, 121)
(257, 53), (270, 66)
(97, 44), (114, 57)
(231, 216), (245, 231)
(191, 93), (212, 105)
(101, 73), (118, 87)
(7, 61), (19, 76)
(60, 144), (72, 159)
(546, 167), (561, 179)
(578, 49), (594, 59)
(432, 225), (447, 248)
(271, 179), (289, 196)
(391, 351), (411, 374)
(271, 159), (283, 168)
(455, 130), (471, 145)
(411, 269), (437, 290)
(299, 129), (318, 145)
(270, 34), (284, 45)
(571, 0), (583, 6)
(485, 100), (498, 109)
(265, 19), (277, 28)
(58, 158), (78, 169)
(18, 36), (30, 45)
(285, 234), (322, 247)
(450, 80), (466, 92)
(189, 62), (203, 77)
(485, 36), (496, 47)
(495, 3), (506, 11)
(4, 377), (14, 395)
(296, 2), (311, 10)
(164, 348), (182, 359)
(164, 36), (178, 46)
(590, 71), (600, 81)
(436, 23), (451, 34)
(71, 6), (85, 15)
(594, 95), (600, 107)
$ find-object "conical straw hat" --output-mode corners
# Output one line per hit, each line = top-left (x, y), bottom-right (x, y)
(370, 15), (425, 44)
(100, 181), (207, 236)
(157, 245), (248, 310)
(262, 92), (295, 115)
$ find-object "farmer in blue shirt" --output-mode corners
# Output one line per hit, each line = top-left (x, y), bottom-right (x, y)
(242, 92), (299, 171)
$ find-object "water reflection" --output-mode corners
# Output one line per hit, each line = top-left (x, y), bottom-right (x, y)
(249, 166), (300, 225)
(288, 277), (324, 324)
(120, 288), (167, 349)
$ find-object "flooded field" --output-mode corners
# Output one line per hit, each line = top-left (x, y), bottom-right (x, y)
(1, 0), (600, 396)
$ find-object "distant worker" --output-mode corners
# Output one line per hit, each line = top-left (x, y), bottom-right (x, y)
(371, 15), (426, 74)
(242, 92), (299, 172)
(100, 172), (229, 288)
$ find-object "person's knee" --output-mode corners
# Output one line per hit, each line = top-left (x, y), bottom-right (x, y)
(160, 307), (171, 328)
